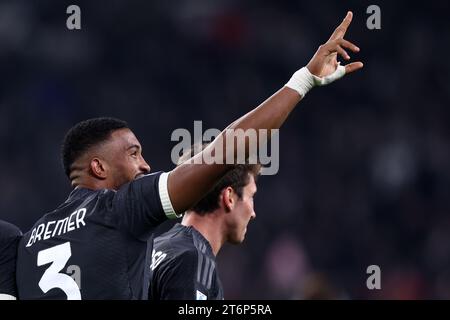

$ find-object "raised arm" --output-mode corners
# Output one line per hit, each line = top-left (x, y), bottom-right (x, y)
(167, 11), (363, 213)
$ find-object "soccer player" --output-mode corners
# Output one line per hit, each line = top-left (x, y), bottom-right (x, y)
(148, 146), (260, 300)
(15, 11), (362, 299)
(0, 220), (22, 300)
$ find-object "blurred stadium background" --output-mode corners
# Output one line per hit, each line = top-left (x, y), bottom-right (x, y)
(1, 0), (449, 299)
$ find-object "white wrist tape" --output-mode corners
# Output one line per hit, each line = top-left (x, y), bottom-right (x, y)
(313, 64), (346, 86)
(285, 67), (315, 98)
(285, 64), (346, 97)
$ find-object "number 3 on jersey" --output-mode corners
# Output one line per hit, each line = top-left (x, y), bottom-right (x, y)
(37, 242), (81, 300)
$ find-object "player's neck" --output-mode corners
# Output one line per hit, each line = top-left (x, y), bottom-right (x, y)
(71, 176), (113, 190)
(182, 212), (225, 256)
(70, 166), (118, 190)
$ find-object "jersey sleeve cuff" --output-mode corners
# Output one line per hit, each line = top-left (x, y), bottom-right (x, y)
(158, 172), (181, 219)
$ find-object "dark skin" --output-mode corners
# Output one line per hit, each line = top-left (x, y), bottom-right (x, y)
(70, 128), (150, 190)
(71, 12), (363, 214)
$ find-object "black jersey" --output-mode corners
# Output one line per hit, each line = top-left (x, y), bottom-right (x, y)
(148, 223), (224, 300)
(0, 220), (22, 299)
(16, 172), (179, 300)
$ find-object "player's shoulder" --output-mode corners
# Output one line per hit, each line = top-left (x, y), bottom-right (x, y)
(116, 171), (164, 194)
(154, 223), (192, 244)
(0, 220), (22, 240)
(154, 245), (198, 277)
(101, 171), (165, 210)
(42, 187), (111, 224)
(173, 244), (199, 262)
(154, 225), (198, 263)
(156, 224), (202, 251)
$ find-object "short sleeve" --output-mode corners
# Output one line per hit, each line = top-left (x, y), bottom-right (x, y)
(109, 172), (181, 240)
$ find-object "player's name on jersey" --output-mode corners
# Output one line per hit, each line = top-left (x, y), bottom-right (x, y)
(26, 208), (87, 247)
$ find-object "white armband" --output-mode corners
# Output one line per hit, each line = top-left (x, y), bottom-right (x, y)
(285, 64), (346, 97)
(158, 172), (182, 219)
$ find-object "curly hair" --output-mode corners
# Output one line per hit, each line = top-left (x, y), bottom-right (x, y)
(61, 117), (128, 178)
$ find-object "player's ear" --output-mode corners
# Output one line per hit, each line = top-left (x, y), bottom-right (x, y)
(90, 157), (108, 179)
(221, 187), (235, 212)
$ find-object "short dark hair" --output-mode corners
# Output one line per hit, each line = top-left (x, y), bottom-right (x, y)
(61, 117), (128, 178)
(178, 144), (261, 215)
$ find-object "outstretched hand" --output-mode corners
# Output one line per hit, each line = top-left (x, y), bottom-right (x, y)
(306, 11), (363, 78)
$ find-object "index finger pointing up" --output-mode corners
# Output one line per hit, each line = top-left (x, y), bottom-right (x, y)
(329, 11), (353, 41)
